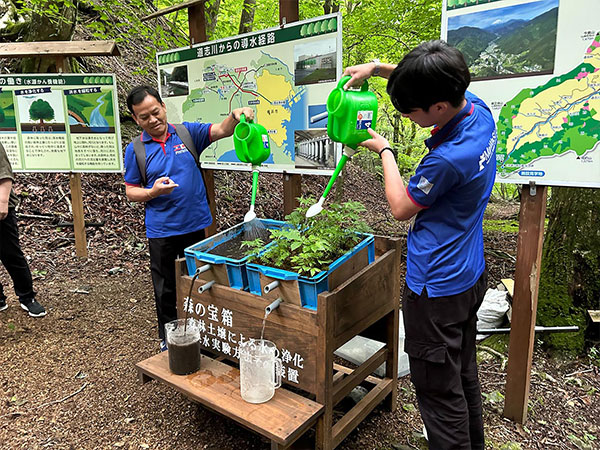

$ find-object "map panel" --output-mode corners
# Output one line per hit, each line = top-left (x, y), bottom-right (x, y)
(157, 14), (342, 175)
(442, 0), (600, 187)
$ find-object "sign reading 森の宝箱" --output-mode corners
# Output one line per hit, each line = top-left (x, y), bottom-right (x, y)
(182, 295), (313, 389)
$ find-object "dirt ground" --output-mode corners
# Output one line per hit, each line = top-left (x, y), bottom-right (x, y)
(1, 157), (598, 450)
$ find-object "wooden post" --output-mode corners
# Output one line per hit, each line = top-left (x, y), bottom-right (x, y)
(279, 0), (299, 24)
(186, 3), (217, 236)
(503, 183), (547, 423)
(279, 0), (301, 215)
(188, 2), (206, 44)
(283, 173), (302, 215)
(69, 173), (88, 258)
(316, 289), (334, 450)
(56, 55), (88, 258)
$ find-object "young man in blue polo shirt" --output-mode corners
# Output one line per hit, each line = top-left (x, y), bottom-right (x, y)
(123, 85), (254, 351)
(344, 40), (496, 449)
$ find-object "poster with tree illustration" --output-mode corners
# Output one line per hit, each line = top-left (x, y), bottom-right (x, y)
(0, 74), (122, 172)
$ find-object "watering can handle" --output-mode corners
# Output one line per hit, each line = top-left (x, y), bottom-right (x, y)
(338, 75), (369, 92)
(239, 113), (254, 124)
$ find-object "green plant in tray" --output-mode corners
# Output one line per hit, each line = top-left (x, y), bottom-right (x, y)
(242, 197), (371, 276)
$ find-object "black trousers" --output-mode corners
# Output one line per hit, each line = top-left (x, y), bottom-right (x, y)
(148, 229), (205, 340)
(0, 209), (36, 304)
(403, 270), (487, 450)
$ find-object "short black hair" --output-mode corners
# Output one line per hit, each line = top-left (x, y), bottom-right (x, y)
(387, 40), (470, 113)
(126, 85), (163, 114)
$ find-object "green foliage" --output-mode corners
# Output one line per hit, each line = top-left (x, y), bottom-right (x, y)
(244, 197), (371, 276)
(482, 219), (519, 233)
(29, 99), (54, 122)
(491, 182), (520, 202)
(588, 346), (600, 368)
(498, 443), (522, 450)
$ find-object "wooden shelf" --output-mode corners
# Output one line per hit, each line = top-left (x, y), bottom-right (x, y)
(136, 352), (324, 447)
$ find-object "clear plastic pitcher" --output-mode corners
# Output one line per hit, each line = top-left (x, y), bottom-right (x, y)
(165, 318), (201, 375)
(239, 339), (282, 404)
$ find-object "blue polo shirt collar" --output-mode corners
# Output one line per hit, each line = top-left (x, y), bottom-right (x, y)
(141, 123), (176, 143)
(425, 97), (474, 150)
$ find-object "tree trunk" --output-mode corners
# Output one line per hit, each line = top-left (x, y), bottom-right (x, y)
(537, 187), (600, 353)
(323, 0), (339, 14)
(19, 0), (77, 73)
(238, 0), (256, 34)
(204, 0), (221, 39)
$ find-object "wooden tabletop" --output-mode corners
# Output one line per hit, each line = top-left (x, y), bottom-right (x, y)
(136, 352), (324, 446)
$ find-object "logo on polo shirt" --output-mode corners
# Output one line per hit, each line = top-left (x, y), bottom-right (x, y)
(174, 143), (188, 155)
(479, 130), (497, 172)
(417, 176), (434, 195)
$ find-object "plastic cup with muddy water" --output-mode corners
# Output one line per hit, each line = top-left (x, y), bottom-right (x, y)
(239, 339), (282, 404)
(165, 318), (202, 375)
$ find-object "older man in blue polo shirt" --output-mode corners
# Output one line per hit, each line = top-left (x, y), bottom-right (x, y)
(123, 85), (253, 351)
(345, 41), (496, 449)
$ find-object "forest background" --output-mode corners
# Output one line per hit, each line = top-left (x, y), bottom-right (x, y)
(0, 0), (598, 448)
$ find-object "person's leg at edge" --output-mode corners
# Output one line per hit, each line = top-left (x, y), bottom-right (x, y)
(0, 283), (7, 311)
(403, 280), (485, 450)
(0, 209), (36, 303)
(148, 229), (206, 341)
(461, 271), (488, 450)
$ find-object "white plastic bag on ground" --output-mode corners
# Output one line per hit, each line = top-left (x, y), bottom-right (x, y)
(476, 288), (510, 340)
(334, 311), (410, 378)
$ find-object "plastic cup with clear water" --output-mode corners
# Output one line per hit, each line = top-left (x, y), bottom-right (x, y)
(239, 339), (282, 404)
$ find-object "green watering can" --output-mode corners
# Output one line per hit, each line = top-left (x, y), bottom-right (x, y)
(234, 114), (271, 165)
(233, 114), (271, 222)
(306, 75), (378, 217)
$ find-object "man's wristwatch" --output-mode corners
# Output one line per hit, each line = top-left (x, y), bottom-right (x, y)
(372, 58), (381, 77)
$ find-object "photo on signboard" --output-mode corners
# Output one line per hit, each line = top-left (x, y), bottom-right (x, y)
(293, 37), (337, 86)
(308, 104), (328, 129)
(0, 91), (17, 131)
(294, 129), (336, 169)
(160, 65), (189, 97)
(447, 0), (559, 80)
(447, 0), (503, 11)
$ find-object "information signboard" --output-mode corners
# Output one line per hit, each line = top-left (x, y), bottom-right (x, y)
(442, 0), (600, 188)
(0, 74), (122, 173)
(157, 13), (343, 175)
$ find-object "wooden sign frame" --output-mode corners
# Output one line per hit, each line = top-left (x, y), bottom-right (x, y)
(1, 40), (121, 258)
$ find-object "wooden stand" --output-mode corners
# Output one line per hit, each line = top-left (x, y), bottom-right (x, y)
(136, 236), (401, 449)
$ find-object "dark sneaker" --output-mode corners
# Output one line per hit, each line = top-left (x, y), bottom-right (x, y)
(0, 298), (7, 312)
(160, 340), (168, 352)
(20, 299), (46, 318)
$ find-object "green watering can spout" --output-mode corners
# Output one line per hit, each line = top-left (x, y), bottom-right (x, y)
(244, 167), (260, 223)
(308, 75), (378, 217)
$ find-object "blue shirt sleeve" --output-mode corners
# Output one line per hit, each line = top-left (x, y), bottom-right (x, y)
(123, 141), (143, 186)
(183, 121), (213, 155)
(407, 153), (460, 208)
